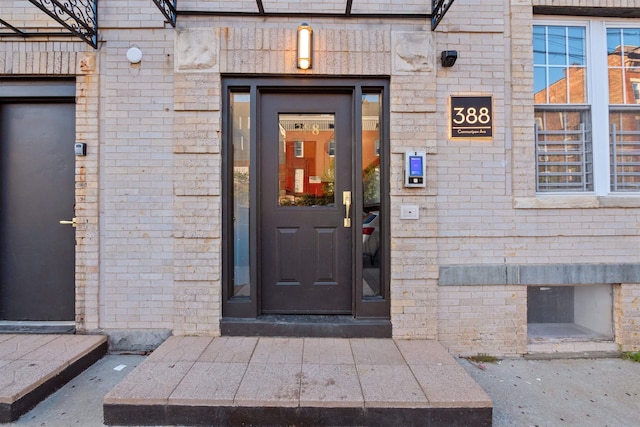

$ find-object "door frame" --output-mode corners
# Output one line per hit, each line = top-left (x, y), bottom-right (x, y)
(221, 76), (390, 332)
(0, 78), (76, 324)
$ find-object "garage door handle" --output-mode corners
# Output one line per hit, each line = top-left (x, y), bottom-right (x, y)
(59, 218), (77, 228)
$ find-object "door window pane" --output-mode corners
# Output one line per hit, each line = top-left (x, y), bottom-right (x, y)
(278, 114), (336, 206)
(362, 93), (381, 298)
(232, 93), (250, 297)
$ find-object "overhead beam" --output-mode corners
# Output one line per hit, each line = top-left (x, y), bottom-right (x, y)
(0, 18), (25, 35)
(345, 0), (353, 15)
(431, 0), (456, 31)
(27, 0), (97, 48)
(152, 0), (177, 26)
(180, 10), (429, 20)
(533, 6), (640, 18)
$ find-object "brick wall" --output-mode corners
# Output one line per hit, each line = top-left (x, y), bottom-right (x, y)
(438, 285), (528, 356)
(615, 284), (640, 352)
(2, 0), (640, 354)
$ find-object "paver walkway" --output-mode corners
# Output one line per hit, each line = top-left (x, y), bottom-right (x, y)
(104, 336), (492, 426)
(0, 334), (107, 422)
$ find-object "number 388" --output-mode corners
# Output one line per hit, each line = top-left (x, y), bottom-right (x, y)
(452, 107), (491, 125)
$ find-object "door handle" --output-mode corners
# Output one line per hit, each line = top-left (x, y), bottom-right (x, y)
(59, 217), (77, 228)
(343, 191), (351, 228)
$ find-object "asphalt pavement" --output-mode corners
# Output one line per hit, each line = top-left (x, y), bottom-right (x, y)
(1, 353), (639, 426)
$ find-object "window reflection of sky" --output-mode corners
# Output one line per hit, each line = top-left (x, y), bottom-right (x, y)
(607, 28), (640, 54)
(534, 25), (586, 99)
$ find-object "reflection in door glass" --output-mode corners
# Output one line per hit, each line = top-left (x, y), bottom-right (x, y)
(278, 114), (336, 207)
(362, 93), (381, 298)
(232, 93), (250, 297)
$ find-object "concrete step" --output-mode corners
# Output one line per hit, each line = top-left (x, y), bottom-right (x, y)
(104, 337), (492, 426)
(0, 334), (108, 422)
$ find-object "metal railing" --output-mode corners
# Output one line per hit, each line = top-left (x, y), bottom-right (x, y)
(535, 122), (593, 192)
(610, 123), (640, 191)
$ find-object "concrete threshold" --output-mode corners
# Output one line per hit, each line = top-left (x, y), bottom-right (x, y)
(0, 321), (76, 334)
(104, 337), (492, 427)
(0, 334), (108, 422)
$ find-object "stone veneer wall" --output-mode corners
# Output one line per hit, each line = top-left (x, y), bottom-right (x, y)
(1, 1), (443, 345)
(429, 0), (531, 355)
(172, 22), (439, 338)
(0, 42), (101, 334)
(2, 0), (640, 354)
(615, 284), (640, 352)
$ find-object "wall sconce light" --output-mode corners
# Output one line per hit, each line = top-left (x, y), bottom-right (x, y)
(297, 23), (313, 69)
(440, 50), (458, 67)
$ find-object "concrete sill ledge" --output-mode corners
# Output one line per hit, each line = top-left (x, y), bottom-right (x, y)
(514, 196), (640, 209)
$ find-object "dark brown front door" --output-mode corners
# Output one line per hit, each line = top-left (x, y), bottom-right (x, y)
(260, 92), (353, 314)
(0, 101), (75, 321)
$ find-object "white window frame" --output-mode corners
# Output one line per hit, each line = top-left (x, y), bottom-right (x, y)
(294, 140), (304, 158)
(534, 18), (640, 196)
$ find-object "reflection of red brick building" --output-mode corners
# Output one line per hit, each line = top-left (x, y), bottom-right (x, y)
(535, 45), (640, 111)
(278, 115), (381, 204)
(608, 46), (640, 104)
(282, 132), (333, 197)
(535, 44), (640, 191)
(534, 67), (585, 105)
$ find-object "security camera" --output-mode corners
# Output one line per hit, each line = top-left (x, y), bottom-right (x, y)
(441, 50), (458, 67)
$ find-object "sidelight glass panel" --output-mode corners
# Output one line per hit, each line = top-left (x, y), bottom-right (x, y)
(278, 114), (336, 207)
(362, 93), (382, 298)
(232, 93), (250, 297)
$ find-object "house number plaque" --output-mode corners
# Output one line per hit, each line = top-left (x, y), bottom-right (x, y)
(449, 96), (493, 140)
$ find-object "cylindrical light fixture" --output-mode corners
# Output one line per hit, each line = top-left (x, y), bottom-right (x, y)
(297, 23), (313, 69)
(126, 47), (143, 64)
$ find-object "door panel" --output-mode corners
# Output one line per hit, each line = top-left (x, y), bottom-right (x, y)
(260, 93), (352, 314)
(276, 227), (301, 283)
(315, 228), (337, 282)
(0, 102), (75, 321)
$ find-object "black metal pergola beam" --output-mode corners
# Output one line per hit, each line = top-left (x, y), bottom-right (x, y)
(26, 0), (98, 48)
(432, 0), (456, 30)
(152, 0), (178, 27)
(180, 10), (430, 21)
(345, 0), (353, 15)
(1, 0), (458, 48)
(0, 18), (26, 35)
(181, 1), (457, 26)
